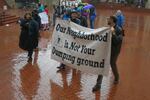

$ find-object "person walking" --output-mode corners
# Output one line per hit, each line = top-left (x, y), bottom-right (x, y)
(32, 10), (41, 28)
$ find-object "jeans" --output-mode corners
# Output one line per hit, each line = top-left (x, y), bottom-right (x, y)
(90, 19), (95, 29)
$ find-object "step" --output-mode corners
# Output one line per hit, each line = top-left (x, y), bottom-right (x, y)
(1, 17), (19, 22)
(2, 19), (18, 25)
(0, 15), (16, 19)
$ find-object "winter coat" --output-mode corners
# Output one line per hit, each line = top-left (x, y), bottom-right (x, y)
(19, 19), (39, 51)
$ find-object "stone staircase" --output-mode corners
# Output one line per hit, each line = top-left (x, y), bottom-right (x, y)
(0, 12), (19, 25)
(0, 0), (19, 26)
(0, 0), (6, 9)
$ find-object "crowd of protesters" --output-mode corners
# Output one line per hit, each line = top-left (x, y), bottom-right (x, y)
(53, 2), (97, 69)
(52, 2), (125, 92)
(52, 2), (96, 29)
(18, 1), (125, 92)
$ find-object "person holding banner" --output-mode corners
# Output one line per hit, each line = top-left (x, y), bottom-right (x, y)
(115, 10), (125, 36)
(57, 10), (81, 70)
(70, 10), (81, 25)
(92, 16), (124, 92)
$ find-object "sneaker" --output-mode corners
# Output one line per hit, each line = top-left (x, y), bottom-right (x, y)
(92, 84), (101, 92)
(57, 66), (65, 69)
(57, 64), (65, 69)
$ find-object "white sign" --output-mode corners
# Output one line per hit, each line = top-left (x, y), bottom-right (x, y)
(51, 19), (112, 76)
(38, 12), (49, 24)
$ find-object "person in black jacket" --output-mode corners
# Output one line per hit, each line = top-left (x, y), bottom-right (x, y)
(32, 10), (41, 28)
(77, 10), (88, 27)
(19, 13), (39, 62)
(70, 10), (81, 25)
(57, 10), (81, 70)
(92, 16), (124, 92)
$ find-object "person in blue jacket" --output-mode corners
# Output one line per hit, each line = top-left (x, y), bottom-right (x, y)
(89, 7), (96, 29)
(116, 10), (125, 28)
(116, 10), (125, 36)
(62, 8), (71, 20)
(57, 10), (81, 70)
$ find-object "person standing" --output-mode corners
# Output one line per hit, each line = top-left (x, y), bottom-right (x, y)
(38, 3), (44, 13)
(116, 10), (125, 28)
(57, 10), (81, 70)
(92, 16), (124, 92)
(89, 7), (96, 29)
(115, 10), (125, 36)
(32, 10), (41, 28)
(70, 10), (81, 25)
(44, 5), (49, 15)
(77, 10), (88, 27)
(19, 13), (39, 62)
(52, 4), (64, 27)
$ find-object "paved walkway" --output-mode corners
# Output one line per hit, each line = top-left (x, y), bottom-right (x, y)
(0, 8), (150, 100)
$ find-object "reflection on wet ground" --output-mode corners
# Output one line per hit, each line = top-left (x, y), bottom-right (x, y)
(0, 8), (150, 100)
(12, 47), (113, 100)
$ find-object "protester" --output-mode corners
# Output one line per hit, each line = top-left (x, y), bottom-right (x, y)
(52, 5), (64, 26)
(70, 10), (81, 25)
(115, 10), (125, 36)
(92, 16), (124, 92)
(19, 13), (39, 62)
(82, 9), (89, 19)
(32, 10), (41, 28)
(116, 10), (125, 28)
(136, 0), (145, 8)
(89, 7), (96, 29)
(77, 10), (88, 27)
(62, 9), (71, 20)
(57, 10), (81, 70)
(44, 5), (49, 15)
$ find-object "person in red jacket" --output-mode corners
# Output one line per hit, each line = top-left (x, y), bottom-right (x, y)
(44, 5), (49, 15)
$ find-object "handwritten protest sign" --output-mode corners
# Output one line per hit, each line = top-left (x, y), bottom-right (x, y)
(51, 19), (111, 76)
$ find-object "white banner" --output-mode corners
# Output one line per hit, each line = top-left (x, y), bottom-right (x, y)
(51, 19), (111, 76)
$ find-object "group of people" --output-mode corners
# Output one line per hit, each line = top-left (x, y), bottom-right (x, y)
(53, 3), (97, 29)
(19, 3), (49, 62)
(55, 6), (125, 92)
(18, 1), (125, 92)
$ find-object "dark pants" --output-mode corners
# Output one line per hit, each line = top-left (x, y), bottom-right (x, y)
(53, 14), (57, 27)
(60, 63), (65, 68)
(96, 41), (122, 85)
(28, 49), (33, 58)
(90, 19), (95, 29)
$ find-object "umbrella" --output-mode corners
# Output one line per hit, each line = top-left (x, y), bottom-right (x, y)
(83, 4), (94, 10)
